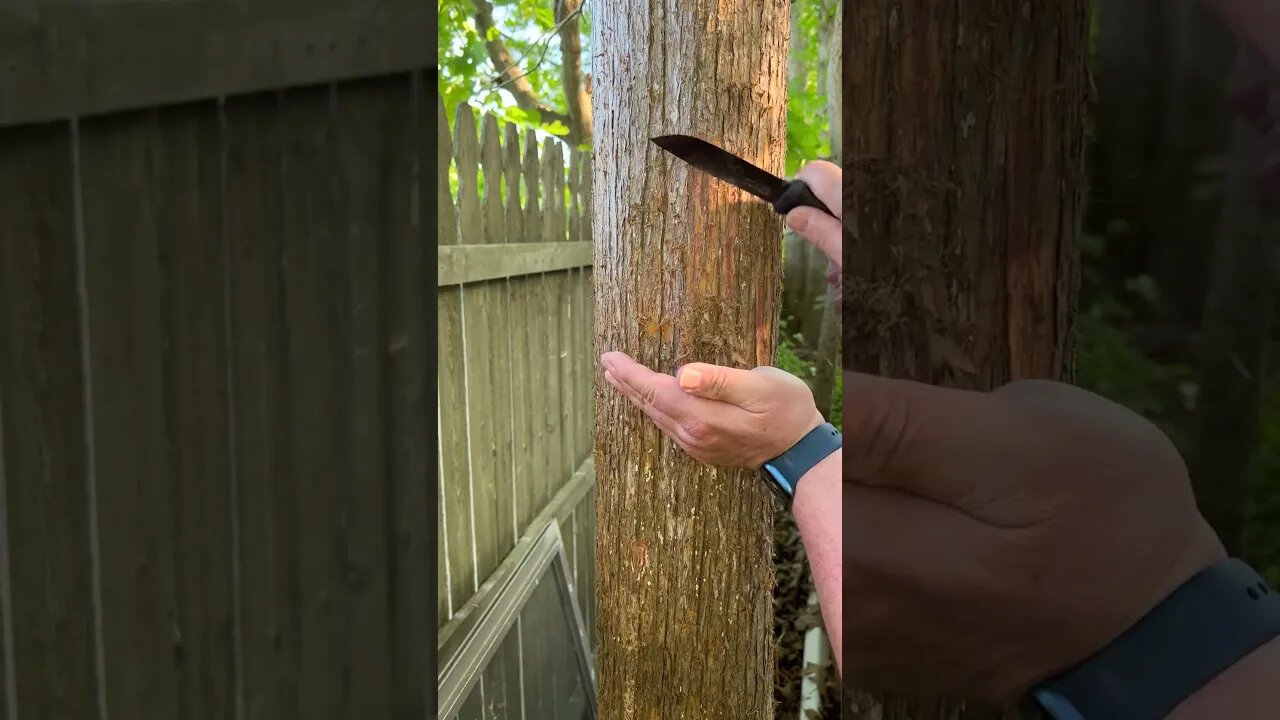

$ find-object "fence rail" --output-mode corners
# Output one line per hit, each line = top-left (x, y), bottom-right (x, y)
(436, 100), (597, 674)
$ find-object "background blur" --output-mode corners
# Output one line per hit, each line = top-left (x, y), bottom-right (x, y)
(1077, 1), (1280, 584)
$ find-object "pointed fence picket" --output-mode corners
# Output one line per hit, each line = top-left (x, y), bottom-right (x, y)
(435, 103), (597, 667)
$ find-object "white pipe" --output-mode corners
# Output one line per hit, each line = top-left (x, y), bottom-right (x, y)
(799, 590), (829, 719)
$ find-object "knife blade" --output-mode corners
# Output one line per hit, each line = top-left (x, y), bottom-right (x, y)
(650, 134), (835, 218)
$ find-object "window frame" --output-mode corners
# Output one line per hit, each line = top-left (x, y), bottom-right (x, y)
(437, 518), (596, 719)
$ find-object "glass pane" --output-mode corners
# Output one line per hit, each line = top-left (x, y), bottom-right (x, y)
(520, 564), (591, 720)
(479, 622), (523, 719)
(446, 556), (593, 720)
(455, 676), (486, 720)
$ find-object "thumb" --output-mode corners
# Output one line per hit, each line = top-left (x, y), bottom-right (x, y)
(844, 371), (1026, 507)
(677, 363), (774, 407)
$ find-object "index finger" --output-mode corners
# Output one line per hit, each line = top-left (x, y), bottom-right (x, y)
(795, 160), (841, 216)
(600, 351), (705, 422)
(787, 161), (843, 267)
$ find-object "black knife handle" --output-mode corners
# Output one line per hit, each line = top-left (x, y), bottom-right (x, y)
(772, 179), (835, 218)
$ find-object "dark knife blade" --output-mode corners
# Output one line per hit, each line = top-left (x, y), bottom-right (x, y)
(650, 134), (835, 217)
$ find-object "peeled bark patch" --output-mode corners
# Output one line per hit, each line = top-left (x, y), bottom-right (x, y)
(591, 1), (790, 717)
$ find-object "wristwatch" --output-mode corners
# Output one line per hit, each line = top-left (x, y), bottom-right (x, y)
(1030, 557), (1280, 720)
(760, 422), (841, 505)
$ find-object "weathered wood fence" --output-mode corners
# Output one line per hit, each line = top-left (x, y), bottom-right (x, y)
(0, 3), (432, 718)
(436, 100), (598, 717)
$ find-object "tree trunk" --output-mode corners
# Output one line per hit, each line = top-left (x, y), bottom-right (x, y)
(556, 0), (593, 144)
(590, 1), (789, 718)
(843, 2), (1089, 718)
(1189, 115), (1275, 557)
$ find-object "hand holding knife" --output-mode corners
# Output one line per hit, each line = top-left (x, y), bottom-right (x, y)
(650, 134), (837, 218)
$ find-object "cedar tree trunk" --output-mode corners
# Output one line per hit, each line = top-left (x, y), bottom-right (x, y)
(843, 1), (1090, 718)
(591, 1), (790, 717)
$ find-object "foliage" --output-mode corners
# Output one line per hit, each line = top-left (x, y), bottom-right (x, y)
(1246, 381), (1280, 587)
(1074, 299), (1198, 448)
(1073, 232), (1198, 447)
(440, 0), (833, 170)
(1074, 226), (1280, 586)
(437, 0), (588, 140)
(775, 315), (841, 431)
(784, 0), (837, 174)
(776, 316), (817, 382)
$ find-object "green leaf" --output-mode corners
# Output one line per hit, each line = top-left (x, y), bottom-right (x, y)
(542, 120), (570, 136)
(503, 106), (541, 125)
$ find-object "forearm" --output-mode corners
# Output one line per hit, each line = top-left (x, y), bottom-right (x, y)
(1167, 634), (1280, 719)
(792, 449), (842, 674)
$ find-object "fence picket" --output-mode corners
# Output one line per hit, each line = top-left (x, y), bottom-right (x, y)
(552, 141), (567, 245)
(437, 97), (457, 247)
(567, 150), (585, 464)
(502, 123), (535, 531)
(503, 123), (523, 244)
(454, 103), (499, 588)
(523, 129), (541, 244)
(480, 115), (504, 246)
(573, 150), (591, 456)
(434, 105), (597, 674)
(540, 138), (558, 245)
(567, 150), (581, 245)
(480, 114), (516, 561)
(524, 131), (554, 512)
(453, 105), (481, 243)
(539, 138), (567, 489)
(440, 105), (477, 616)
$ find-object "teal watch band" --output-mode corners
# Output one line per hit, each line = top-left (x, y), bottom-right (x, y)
(761, 422), (841, 504)
(1031, 557), (1280, 720)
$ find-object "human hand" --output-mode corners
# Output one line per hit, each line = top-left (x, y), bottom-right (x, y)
(841, 371), (1226, 704)
(598, 351), (823, 468)
(784, 161), (842, 299)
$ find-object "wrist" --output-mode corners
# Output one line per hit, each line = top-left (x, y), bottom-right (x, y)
(752, 409), (823, 468)
(759, 420), (840, 505)
(789, 409), (825, 450)
(793, 448), (840, 509)
(1167, 634), (1280, 719)
(1032, 554), (1280, 720)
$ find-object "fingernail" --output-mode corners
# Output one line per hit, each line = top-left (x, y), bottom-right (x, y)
(679, 368), (702, 391)
(785, 211), (805, 232)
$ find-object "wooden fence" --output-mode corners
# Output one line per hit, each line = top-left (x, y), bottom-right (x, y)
(435, 99), (598, 702)
(0, 4), (431, 719)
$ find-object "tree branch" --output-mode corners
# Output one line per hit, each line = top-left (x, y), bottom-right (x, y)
(471, 0), (576, 135)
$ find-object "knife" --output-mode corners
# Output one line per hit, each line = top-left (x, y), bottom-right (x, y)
(650, 134), (835, 218)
